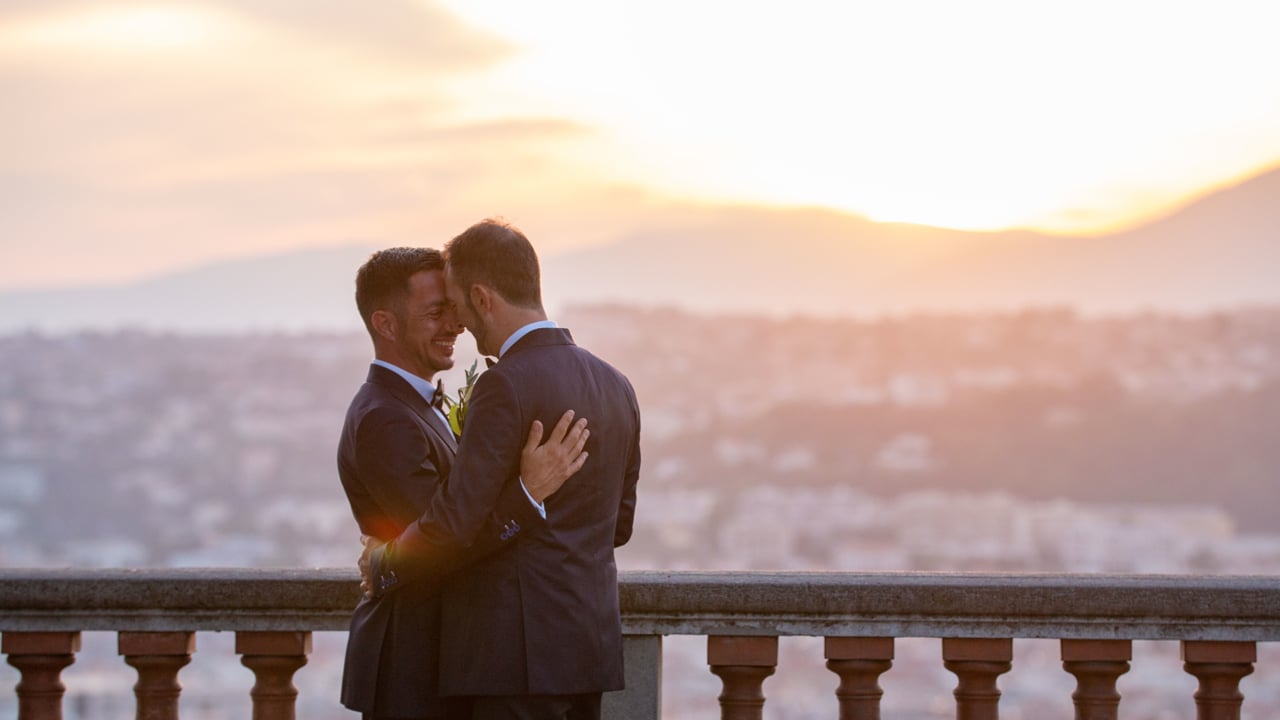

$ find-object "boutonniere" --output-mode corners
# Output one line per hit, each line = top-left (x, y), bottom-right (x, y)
(443, 360), (482, 437)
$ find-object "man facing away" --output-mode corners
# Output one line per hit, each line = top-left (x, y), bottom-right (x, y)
(364, 220), (642, 720)
(338, 246), (587, 720)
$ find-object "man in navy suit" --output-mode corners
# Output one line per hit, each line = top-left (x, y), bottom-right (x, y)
(365, 220), (642, 720)
(338, 246), (588, 720)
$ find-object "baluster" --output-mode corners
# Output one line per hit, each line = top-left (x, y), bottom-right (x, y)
(1060, 639), (1131, 720)
(942, 638), (1012, 720)
(825, 636), (893, 720)
(707, 635), (778, 720)
(118, 632), (194, 720)
(235, 631), (311, 720)
(2, 631), (81, 720)
(1181, 641), (1255, 720)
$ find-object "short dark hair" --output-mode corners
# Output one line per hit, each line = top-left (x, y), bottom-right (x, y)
(354, 247), (444, 337)
(444, 219), (543, 310)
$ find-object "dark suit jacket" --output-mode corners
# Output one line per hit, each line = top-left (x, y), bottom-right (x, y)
(380, 327), (642, 697)
(338, 363), (543, 717)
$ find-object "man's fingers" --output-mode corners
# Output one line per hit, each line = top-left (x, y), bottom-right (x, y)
(547, 409), (576, 444)
(568, 451), (588, 475)
(523, 420), (545, 456)
(570, 420), (588, 453)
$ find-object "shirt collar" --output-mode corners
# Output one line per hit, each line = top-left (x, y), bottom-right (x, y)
(499, 319), (558, 358)
(371, 359), (436, 405)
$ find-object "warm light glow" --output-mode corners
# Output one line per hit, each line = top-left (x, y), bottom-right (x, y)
(0, 4), (237, 54)
(436, 0), (1280, 234)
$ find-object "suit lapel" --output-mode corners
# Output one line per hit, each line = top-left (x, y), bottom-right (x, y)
(421, 405), (458, 454)
(366, 365), (458, 454)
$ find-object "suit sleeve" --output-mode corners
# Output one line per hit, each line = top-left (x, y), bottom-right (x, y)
(353, 408), (444, 536)
(373, 371), (534, 593)
(614, 384), (642, 547)
(372, 476), (544, 591)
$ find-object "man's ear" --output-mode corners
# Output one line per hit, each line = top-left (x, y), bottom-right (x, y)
(371, 309), (397, 341)
(470, 284), (493, 315)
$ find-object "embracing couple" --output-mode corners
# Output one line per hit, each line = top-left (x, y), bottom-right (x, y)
(336, 219), (642, 720)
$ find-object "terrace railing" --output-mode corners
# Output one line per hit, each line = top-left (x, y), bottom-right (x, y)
(2, 569), (1278, 719)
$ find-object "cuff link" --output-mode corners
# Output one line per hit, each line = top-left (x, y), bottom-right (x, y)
(499, 519), (521, 542)
(379, 569), (399, 592)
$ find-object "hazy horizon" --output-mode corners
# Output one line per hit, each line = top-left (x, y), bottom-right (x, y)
(1, 160), (1276, 296)
(1, 159), (1277, 334)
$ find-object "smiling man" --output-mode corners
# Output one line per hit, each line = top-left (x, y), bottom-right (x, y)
(337, 246), (586, 720)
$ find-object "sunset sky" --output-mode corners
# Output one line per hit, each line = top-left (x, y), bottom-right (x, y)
(3, 0), (1279, 290)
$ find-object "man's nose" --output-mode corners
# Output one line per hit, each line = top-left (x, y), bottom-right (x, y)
(444, 305), (464, 333)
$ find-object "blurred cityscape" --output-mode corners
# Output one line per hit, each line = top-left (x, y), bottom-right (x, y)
(2, 305), (1279, 718)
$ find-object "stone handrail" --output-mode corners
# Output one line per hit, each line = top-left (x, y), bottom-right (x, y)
(619, 571), (1280, 639)
(3, 569), (1278, 638)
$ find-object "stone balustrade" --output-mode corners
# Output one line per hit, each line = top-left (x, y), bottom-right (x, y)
(2, 570), (1278, 719)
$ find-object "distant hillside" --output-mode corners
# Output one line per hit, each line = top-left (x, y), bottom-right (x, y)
(2, 167), (1278, 332)
(543, 167), (1280, 315)
(0, 244), (378, 333)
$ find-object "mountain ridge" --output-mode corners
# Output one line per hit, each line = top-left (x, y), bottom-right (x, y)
(4, 167), (1278, 332)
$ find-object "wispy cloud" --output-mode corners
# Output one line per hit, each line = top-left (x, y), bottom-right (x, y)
(0, 1), (614, 288)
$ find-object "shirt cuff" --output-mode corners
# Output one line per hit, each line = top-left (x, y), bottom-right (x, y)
(518, 477), (548, 519)
(369, 543), (395, 598)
